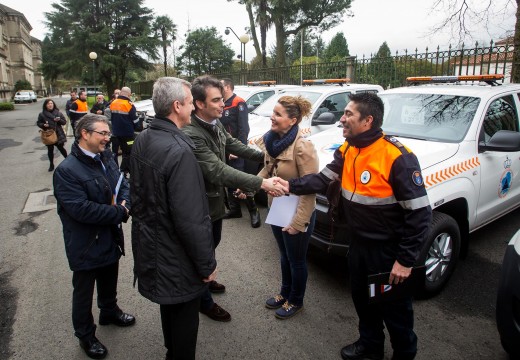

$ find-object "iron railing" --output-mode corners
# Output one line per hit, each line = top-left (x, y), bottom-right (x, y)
(131, 40), (515, 98)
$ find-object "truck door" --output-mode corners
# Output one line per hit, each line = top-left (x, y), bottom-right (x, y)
(476, 94), (520, 225)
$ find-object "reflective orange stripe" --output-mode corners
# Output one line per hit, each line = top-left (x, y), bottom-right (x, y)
(424, 157), (480, 188)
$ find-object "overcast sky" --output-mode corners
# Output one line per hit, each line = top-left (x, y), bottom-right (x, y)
(1, 0), (515, 60)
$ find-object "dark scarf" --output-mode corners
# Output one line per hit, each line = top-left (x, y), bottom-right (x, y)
(41, 109), (59, 129)
(346, 127), (383, 148)
(263, 125), (299, 158)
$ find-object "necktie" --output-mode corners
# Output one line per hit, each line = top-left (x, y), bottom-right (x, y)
(94, 154), (106, 174)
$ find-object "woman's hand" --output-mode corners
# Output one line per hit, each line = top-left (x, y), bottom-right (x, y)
(54, 117), (61, 122)
(282, 225), (300, 235)
(43, 122), (49, 128)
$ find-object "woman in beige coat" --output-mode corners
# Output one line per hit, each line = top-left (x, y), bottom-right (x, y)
(256, 95), (319, 319)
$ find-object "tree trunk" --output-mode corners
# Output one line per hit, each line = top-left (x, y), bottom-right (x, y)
(246, 1), (261, 60)
(163, 44), (168, 76)
(274, 18), (286, 67)
(512, 0), (520, 83)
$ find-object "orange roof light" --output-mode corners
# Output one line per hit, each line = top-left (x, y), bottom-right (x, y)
(247, 80), (276, 86)
(303, 78), (351, 85)
(407, 74), (504, 84)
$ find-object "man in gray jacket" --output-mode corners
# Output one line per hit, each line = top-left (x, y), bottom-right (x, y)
(129, 77), (217, 360)
(183, 75), (284, 322)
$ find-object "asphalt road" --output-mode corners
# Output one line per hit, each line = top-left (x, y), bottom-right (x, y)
(0, 97), (516, 359)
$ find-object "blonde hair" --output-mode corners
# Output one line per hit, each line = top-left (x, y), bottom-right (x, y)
(277, 95), (312, 124)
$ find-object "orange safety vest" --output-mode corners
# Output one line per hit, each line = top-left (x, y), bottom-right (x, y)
(339, 136), (412, 205)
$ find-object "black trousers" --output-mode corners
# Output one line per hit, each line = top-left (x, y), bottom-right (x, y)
(160, 296), (201, 360)
(348, 237), (417, 358)
(117, 135), (135, 174)
(47, 143), (67, 164)
(200, 219), (222, 311)
(72, 261), (120, 340)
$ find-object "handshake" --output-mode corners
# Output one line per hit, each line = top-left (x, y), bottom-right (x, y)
(260, 177), (290, 197)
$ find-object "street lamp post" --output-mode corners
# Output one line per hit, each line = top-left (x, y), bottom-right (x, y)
(224, 27), (250, 84)
(239, 33), (250, 71)
(89, 52), (97, 97)
(225, 27), (243, 70)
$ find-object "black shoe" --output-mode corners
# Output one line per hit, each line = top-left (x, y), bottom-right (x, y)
(200, 303), (231, 322)
(208, 280), (226, 293)
(79, 336), (107, 359)
(99, 310), (136, 327)
(340, 341), (384, 360)
(48, 164), (54, 172)
(249, 209), (261, 228)
(223, 210), (242, 219)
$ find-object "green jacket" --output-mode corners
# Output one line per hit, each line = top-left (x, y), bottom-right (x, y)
(183, 115), (264, 220)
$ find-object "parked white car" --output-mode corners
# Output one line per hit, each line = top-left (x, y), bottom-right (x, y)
(307, 74), (520, 296)
(133, 98), (154, 130)
(234, 81), (298, 111)
(14, 90), (36, 103)
(246, 80), (384, 149)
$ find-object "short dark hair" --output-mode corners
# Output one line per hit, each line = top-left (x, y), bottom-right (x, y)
(348, 92), (384, 129)
(191, 75), (223, 111)
(221, 78), (234, 91)
(75, 113), (108, 138)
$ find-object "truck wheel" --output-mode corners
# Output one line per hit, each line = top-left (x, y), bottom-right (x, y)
(417, 211), (461, 298)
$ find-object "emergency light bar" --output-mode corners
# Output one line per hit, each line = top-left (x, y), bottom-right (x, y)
(407, 74), (504, 85)
(303, 78), (351, 86)
(247, 80), (276, 86)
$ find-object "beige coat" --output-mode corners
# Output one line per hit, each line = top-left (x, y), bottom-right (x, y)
(256, 130), (319, 232)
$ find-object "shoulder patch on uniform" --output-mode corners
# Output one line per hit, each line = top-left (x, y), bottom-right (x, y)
(412, 170), (424, 186)
(238, 104), (244, 111)
(384, 135), (409, 154)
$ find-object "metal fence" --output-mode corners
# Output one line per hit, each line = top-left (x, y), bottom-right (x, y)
(132, 40), (514, 97)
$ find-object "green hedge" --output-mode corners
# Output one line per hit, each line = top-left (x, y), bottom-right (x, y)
(0, 102), (14, 111)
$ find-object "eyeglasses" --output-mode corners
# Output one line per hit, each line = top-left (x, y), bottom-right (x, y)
(90, 130), (112, 137)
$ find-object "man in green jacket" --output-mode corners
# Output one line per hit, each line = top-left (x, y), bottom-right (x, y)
(183, 75), (284, 322)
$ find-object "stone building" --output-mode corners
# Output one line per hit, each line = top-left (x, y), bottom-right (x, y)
(0, 3), (45, 102)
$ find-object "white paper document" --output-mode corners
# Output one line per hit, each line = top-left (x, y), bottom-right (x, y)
(265, 194), (299, 228)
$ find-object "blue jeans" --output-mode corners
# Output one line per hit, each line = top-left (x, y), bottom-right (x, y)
(271, 211), (316, 307)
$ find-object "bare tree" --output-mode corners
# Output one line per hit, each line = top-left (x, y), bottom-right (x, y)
(430, 0), (519, 82)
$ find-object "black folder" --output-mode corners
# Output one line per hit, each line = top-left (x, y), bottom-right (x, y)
(367, 265), (426, 304)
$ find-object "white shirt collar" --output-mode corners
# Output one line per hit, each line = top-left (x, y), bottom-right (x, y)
(78, 145), (98, 159)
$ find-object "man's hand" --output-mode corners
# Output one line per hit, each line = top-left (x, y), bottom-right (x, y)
(388, 260), (412, 285)
(120, 200), (129, 216)
(228, 154), (238, 160)
(261, 178), (286, 196)
(203, 268), (218, 283)
(270, 177), (289, 196)
(233, 189), (247, 200)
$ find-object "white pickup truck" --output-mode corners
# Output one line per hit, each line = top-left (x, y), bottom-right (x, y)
(308, 75), (520, 296)
(244, 80), (383, 178)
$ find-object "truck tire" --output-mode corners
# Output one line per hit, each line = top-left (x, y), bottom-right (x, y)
(417, 211), (461, 298)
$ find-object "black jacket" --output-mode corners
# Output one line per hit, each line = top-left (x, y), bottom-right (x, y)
(290, 129), (432, 267)
(220, 94), (249, 144)
(37, 109), (67, 145)
(53, 142), (130, 271)
(129, 117), (217, 305)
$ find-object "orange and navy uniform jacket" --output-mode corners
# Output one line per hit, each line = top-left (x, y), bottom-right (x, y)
(109, 95), (137, 137)
(69, 99), (89, 124)
(220, 94), (249, 144)
(289, 128), (432, 267)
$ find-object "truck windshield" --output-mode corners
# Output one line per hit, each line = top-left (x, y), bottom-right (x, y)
(380, 93), (480, 143)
